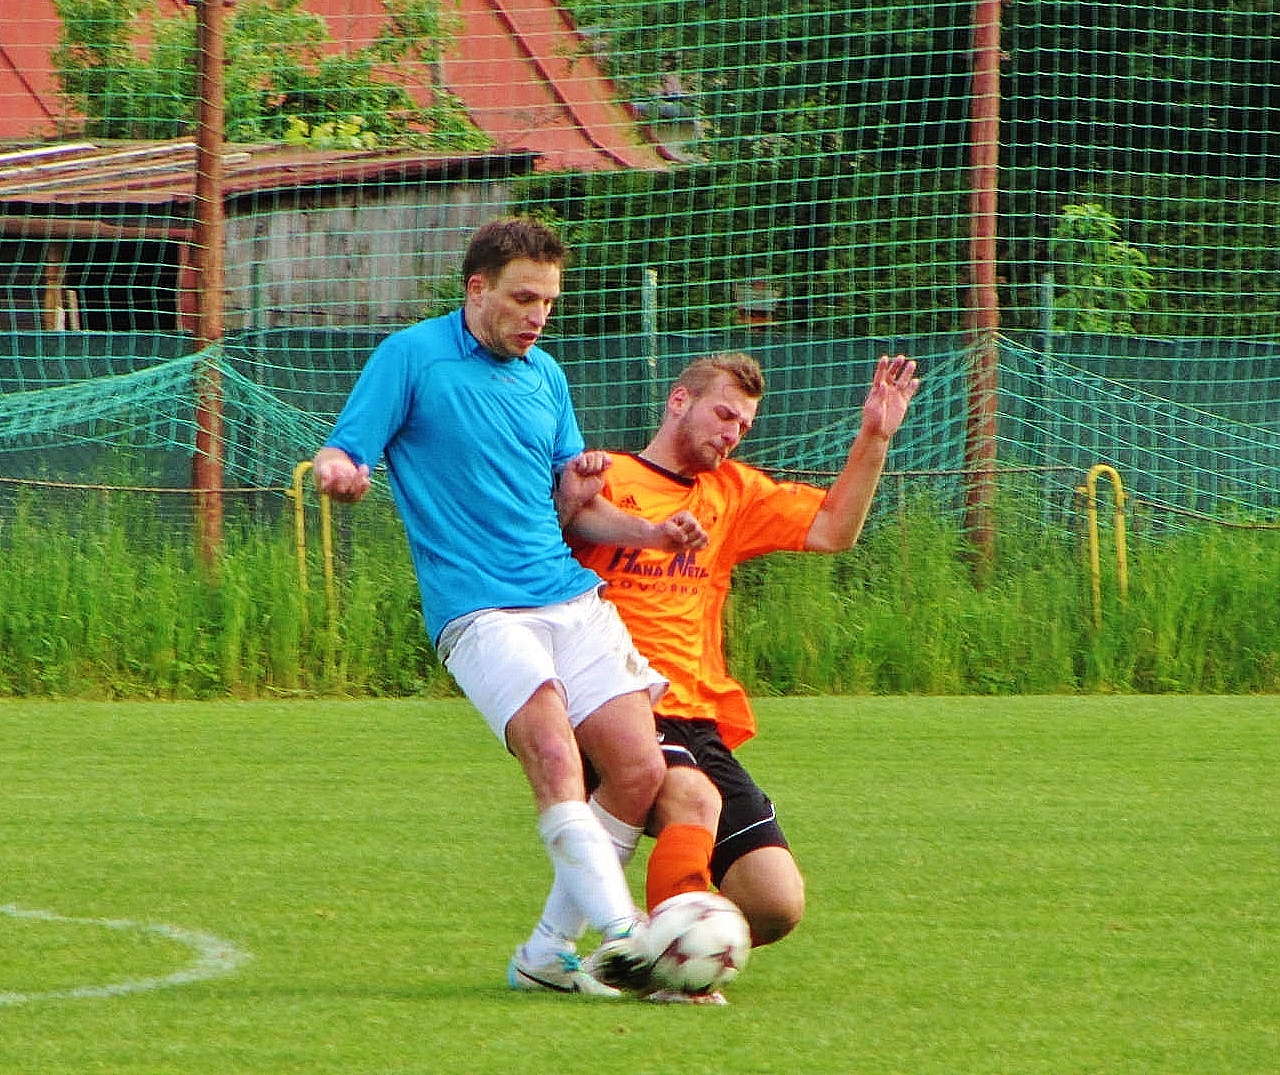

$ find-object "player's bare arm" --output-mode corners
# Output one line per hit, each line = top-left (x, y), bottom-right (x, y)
(558, 451), (707, 550)
(805, 354), (919, 553)
(567, 498), (708, 552)
(312, 446), (372, 504)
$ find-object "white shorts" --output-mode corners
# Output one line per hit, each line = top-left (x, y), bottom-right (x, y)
(442, 588), (667, 741)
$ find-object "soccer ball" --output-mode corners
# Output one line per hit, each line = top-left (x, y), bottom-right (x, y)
(644, 891), (751, 995)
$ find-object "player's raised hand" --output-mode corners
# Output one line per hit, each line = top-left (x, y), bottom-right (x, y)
(861, 354), (919, 440)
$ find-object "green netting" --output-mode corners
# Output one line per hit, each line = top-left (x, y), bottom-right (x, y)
(0, 342), (333, 489)
(1, 0), (1278, 534)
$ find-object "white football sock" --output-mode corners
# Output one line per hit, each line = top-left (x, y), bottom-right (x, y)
(590, 795), (644, 868)
(520, 800), (639, 965)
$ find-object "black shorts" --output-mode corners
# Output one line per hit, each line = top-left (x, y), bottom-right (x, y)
(656, 717), (789, 887)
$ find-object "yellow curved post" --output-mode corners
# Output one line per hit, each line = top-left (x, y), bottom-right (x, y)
(288, 460), (337, 633)
(290, 461), (313, 603)
(1078, 464), (1129, 628)
(319, 486), (336, 628)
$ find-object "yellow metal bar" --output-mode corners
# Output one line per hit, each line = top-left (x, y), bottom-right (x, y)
(319, 489), (336, 634)
(290, 461), (312, 601)
(1077, 464), (1129, 628)
(288, 460), (337, 634)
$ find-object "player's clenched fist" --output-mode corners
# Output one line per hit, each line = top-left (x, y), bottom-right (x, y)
(657, 509), (708, 551)
(312, 447), (371, 503)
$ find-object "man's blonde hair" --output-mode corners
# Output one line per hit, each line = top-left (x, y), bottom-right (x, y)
(674, 352), (765, 399)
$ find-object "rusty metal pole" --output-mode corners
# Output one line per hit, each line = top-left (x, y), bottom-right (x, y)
(964, 0), (1002, 579)
(191, 0), (227, 563)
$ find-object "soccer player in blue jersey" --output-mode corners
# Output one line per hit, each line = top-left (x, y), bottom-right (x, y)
(313, 217), (706, 996)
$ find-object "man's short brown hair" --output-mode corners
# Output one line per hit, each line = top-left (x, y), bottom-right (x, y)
(462, 217), (569, 285)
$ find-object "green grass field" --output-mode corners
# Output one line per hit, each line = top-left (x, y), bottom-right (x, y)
(2, 696), (1276, 1074)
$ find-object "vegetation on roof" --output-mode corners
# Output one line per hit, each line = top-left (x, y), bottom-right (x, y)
(51, 0), (490, 150)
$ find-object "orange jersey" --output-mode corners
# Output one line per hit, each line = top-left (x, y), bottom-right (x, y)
(573, 454), (825, 749)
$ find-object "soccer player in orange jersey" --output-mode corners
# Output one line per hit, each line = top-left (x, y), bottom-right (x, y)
(567, 351), (918, 954)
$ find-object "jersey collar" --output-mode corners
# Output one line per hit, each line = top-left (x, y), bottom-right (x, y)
(632, 452), (696, 487)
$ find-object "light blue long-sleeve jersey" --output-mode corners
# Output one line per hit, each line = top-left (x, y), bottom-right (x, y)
(324, 308), (601, 645)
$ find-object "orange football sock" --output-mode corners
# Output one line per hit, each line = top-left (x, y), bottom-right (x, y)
(646, 824), (715, 911)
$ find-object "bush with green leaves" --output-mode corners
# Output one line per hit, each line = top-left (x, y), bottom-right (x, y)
(1048, 203), (1154, 336)
(52, 0), (489, 150)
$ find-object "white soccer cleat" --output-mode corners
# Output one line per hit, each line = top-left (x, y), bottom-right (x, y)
(582, 918), (656, 993)
(507, 950), (622, 997)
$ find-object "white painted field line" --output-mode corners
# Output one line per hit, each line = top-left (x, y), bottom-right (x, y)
(0, 904), (251, 1006)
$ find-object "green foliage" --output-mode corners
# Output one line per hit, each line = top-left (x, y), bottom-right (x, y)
(1049, 203), (1155, 335)
(281, 115), (380, 151)
(1000, 175), (1280, 336)
(564, 0), (974, 167)
(728, 498), (1280, 698)
(1098, 522), (1280, 693)
(0, 488), (1275, 699)
(515, 164), (969, 337)
(1090, 176), (1280, 338)
(0, 490), (447, 699)
(524, 1), (978, 338)
(552, 0), (1278, 339)
(45, 0), (1280, 337)
(52, 0), (488, 149)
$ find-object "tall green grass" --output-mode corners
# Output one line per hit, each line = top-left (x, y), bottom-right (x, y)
(732, 500), (1280, 696)
(0, 490), (1276, 698)
(0, 491), (444, 699)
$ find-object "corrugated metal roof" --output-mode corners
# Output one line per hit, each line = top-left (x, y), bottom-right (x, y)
(0, 139), (537, 209)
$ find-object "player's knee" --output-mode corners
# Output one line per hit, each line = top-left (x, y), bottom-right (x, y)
(598, 748), (665, 816)
(652, 768), (720, 833)
(636, 749), (668, 798)
(509, 714), (587, 801)
(721, 855), (805, 947)
(747, 889), (804, 947)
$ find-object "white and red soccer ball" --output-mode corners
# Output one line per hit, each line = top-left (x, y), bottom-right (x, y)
(644, 891), (751, 995)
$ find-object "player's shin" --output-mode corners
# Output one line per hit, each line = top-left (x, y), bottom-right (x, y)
(645, 823), (715, 911)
